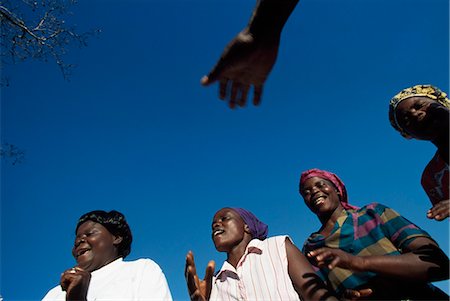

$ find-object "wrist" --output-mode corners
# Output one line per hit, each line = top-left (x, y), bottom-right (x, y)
(354, 256), (368, 272)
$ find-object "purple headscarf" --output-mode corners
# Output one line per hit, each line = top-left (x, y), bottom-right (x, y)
(231, 208), (269, 240)
(299, 168), (359, 210)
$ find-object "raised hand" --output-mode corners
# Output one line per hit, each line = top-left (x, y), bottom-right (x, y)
(201, 29), (279, 109)
(185, 251), (215, 301)
(201, 0), (298, 109)
(60, 267), (91, 301)
(427, 199), (449, 221)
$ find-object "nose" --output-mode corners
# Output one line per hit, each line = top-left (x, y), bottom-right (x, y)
(74, 235), (86, 247)
(212, 220), (222, 230)
(310, 185), (320, 193)
(408, 108), (425, 120)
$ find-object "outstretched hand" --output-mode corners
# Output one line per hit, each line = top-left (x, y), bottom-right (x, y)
(427, 199), (449, 221)
(185, 251), (215, 301)
(307, 247), (365, 272)
(201, 29), (279, 109)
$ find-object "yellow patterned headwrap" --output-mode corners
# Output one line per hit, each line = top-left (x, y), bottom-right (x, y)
(389, 84), (450, 137)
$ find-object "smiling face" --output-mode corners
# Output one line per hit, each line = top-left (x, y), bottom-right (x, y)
(300, 177), (342, 218)
(211, 208), (251, 253)
(395, 96), (448, 140)
(72, 221), (122, 272)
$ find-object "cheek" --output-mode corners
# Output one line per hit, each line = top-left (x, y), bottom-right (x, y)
(303, 200), (316, 212)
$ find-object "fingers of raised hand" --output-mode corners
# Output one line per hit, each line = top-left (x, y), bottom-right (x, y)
(201, 76), (213, 86)
(204, 260), (215, 281)
(230, 82), (250, 108)
(427, 200), (450, 221)
(185, 252), (198, 279)
(203, 260), (215, 299)
(186, 269), (201, 299)
(217, 79), (253, 109)
(252, 85), (263, 106)
(219, 79), (228, 100)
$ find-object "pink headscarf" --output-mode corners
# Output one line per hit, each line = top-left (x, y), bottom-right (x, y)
(299, 168), (358, 210)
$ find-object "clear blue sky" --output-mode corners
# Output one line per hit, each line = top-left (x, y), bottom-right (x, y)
(1, 0), (449, 300)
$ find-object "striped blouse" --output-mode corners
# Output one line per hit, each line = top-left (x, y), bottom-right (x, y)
(210, 235), (301, 301)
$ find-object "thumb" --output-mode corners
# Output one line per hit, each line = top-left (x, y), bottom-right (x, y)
(200, 75), (214, 86)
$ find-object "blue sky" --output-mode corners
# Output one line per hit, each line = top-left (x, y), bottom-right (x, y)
(1, 0), (449, 300)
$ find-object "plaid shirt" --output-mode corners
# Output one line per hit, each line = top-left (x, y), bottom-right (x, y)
(302, 203), (431, 296)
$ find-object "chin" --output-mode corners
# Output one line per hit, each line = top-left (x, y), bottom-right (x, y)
(214, 242), (228, 253)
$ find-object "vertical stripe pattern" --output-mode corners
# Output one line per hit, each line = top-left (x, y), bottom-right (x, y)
(210, 236), (301, 301)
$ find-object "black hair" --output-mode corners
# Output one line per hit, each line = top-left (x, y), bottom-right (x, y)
(76, 210), (132, 258)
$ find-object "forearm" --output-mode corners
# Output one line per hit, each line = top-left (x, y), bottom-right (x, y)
(358, 246), (449, 282)
(286, 239), (337, 301)
(247, 0), (299, 41)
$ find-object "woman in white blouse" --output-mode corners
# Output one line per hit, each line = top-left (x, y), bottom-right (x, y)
(42, 210), (173, 301)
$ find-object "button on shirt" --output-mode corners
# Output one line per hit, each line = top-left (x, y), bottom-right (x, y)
(210, 236), (300, 301)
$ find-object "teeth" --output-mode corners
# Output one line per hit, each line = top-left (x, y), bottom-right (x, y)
(314, 196), (325, 205)
(213, 230), (224, 236)
(78, 249), (89, 257)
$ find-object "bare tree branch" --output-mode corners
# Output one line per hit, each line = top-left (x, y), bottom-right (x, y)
(0, 0), (99, 82)
(0, 143), (25, 165)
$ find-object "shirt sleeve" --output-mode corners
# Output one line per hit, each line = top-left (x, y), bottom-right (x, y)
(372, 203), (431, 250)
(136, 259), (173, 301)
(41, 285), (65, 301)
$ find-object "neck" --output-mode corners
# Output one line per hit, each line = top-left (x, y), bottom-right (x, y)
(430, 106), (449, 162)
(226, 236), (252, 268)
(318, 205), (344, 236)
(432, 131), (449, 164)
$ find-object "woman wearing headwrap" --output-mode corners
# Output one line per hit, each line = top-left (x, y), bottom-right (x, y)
(299, 168), (449, 300)
(389, 84), (449, 221)
(185, 207), (339, 301)
(42, 210), (173, 301)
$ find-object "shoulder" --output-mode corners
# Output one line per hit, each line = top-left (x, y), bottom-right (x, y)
(265, 235), (294, 250)
(249, 236), (290, 250)
(356, 202), (392, 215)
(352, 203), (408, 223)
(422, 151), (448, 177)
(122, 258), (164, 273)
(263, 235), (290, 245)
(42, 285), (65, 301)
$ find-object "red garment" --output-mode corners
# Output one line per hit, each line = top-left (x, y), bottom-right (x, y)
(421, 151), (449, 205)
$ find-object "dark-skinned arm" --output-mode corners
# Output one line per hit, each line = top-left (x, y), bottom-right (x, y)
(247, 0), (299, 42)
(285, 238), (338, 301)
(308, 237), (449, 282)
(202, 0), (299, 108)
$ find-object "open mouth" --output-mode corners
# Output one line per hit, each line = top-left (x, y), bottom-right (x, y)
(76, 248), (90, 258)
(312, 196), (326, 206)
(213, 229), (224, 236)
